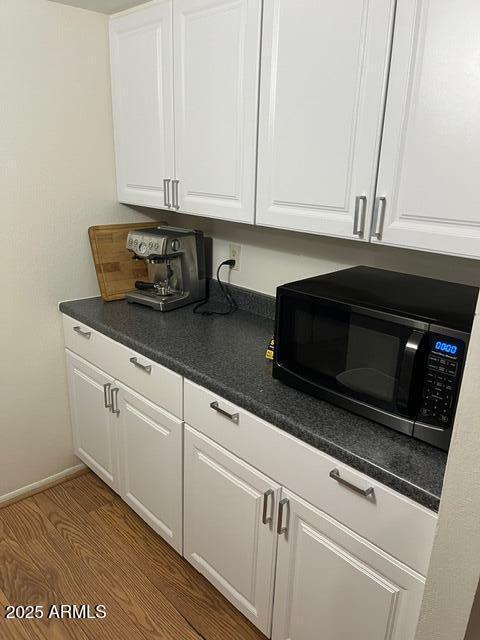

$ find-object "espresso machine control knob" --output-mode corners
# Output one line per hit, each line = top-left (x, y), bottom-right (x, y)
(171, 239), (180, 252)
(138, 241), (148, 255)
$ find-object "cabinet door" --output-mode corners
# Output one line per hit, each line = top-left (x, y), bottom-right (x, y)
(272, 490), (425, 640)
(65, 351), (118, 491)
(184, 425), (280, 635)
(374, 0), (480, 258)
(117, 383), (183, 553)
(110, 1), (174, 208)
(256, 0), (395, 239)
(173, 0), (261, 222)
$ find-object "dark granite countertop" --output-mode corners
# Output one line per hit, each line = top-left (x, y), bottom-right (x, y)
(60, 287), (447, 511)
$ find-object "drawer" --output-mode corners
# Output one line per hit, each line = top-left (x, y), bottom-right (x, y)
(108, 341), (182, 418)
(183, 378), (437, 575)
(63, 314), (111, 368)
(63, 315), (182, 418)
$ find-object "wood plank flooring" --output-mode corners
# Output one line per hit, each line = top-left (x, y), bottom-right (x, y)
(0, 472), (266, 640)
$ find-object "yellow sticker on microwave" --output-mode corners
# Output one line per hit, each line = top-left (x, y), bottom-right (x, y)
(266, 337), (275, 361)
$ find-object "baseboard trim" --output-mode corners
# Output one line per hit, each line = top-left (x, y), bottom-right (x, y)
(0, 464), (88, 509)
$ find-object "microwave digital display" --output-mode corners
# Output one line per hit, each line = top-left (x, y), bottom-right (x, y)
(434, 340), (458, 356)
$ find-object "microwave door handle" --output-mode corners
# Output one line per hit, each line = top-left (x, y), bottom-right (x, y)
(397, 330), (426, 415)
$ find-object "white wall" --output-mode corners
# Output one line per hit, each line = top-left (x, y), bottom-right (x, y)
(414, 296), (480, 640)
(0, 0), (148, 501)
(162, 212), (480, 291)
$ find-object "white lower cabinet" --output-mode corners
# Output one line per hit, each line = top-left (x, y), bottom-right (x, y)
(183, 422), (426, 639)
(271, 490), (425, 640)
(64, 321), (434, 640)
(183, 381), (435, 638)
(65, 345), (183, 554)
(117, 383), (183, 553)
(66, 350), (119, 491)
(183, 425), (280, 636)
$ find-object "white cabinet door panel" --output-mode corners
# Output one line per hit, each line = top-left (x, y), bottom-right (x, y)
(66, 351), (118, 491)
(374, 0), (480, 258)
(272, 490), (425, 640)
(256, 0), (395, 238)
(184, 425), (280, 635)
(110, 1), (174, 207)
(117, 383), (183, 553)
(174, 0), (261, 222)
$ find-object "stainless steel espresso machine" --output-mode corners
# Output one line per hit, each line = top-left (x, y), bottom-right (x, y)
(125, 226), (207, 311)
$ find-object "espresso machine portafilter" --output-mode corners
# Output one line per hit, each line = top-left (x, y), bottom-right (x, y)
(125, 226), (207, 311)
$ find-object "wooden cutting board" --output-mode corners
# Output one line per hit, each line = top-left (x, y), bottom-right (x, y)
(88, 221), (166, 301)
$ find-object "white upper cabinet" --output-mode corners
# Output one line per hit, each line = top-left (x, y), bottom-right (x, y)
(256, 0), (395, 239)
(374, 0), (480, 259)
(110, 2), (174, 207)
(108, 0), (480, 258)
(173, 0), (262, 222)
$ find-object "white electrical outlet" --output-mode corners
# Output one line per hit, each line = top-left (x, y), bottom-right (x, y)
(229, 243), (241, 271)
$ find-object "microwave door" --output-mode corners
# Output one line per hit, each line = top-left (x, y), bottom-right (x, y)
(331, 309), (424, 413)
(396, 329), (427, 416)
(275, 294), (429, 428)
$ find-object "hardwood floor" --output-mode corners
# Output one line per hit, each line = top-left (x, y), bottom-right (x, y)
(0, 472), (266, 640)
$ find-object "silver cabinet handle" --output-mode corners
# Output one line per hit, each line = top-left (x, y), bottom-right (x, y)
(172, 179), (180, 210)
(353, 195), (367, 237)
(73, 326), (91, 339)
(277, 498), (289, 536)
(329, 468), (375, 498)
(103, 383), (112, 410)
(209, 401), (239, 424)
(111, 387), (120, 415)
(372, 196), (386, 239)
(262, 489), (274, 526)
(129, 357), (152, 374)
(163, 178), (171, 208)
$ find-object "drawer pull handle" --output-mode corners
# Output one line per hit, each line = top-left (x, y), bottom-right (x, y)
(73, 326), (91, 339)
(111, 387), (120, 415)
(209, 401), (239, 424)
(277, 498), (289, 536)
(129, 357), (152, 374)
(329, 468), (375, 499)
(262, 489), (274, 526)
(103, 383), (112, 410)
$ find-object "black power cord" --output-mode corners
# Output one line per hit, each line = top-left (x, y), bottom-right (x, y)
(193, 259), (238, 316)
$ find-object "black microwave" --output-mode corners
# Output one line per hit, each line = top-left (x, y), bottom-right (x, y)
(273, 267), (478, 451)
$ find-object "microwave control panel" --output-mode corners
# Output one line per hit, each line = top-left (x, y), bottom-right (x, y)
(418, 335), (465, 428)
